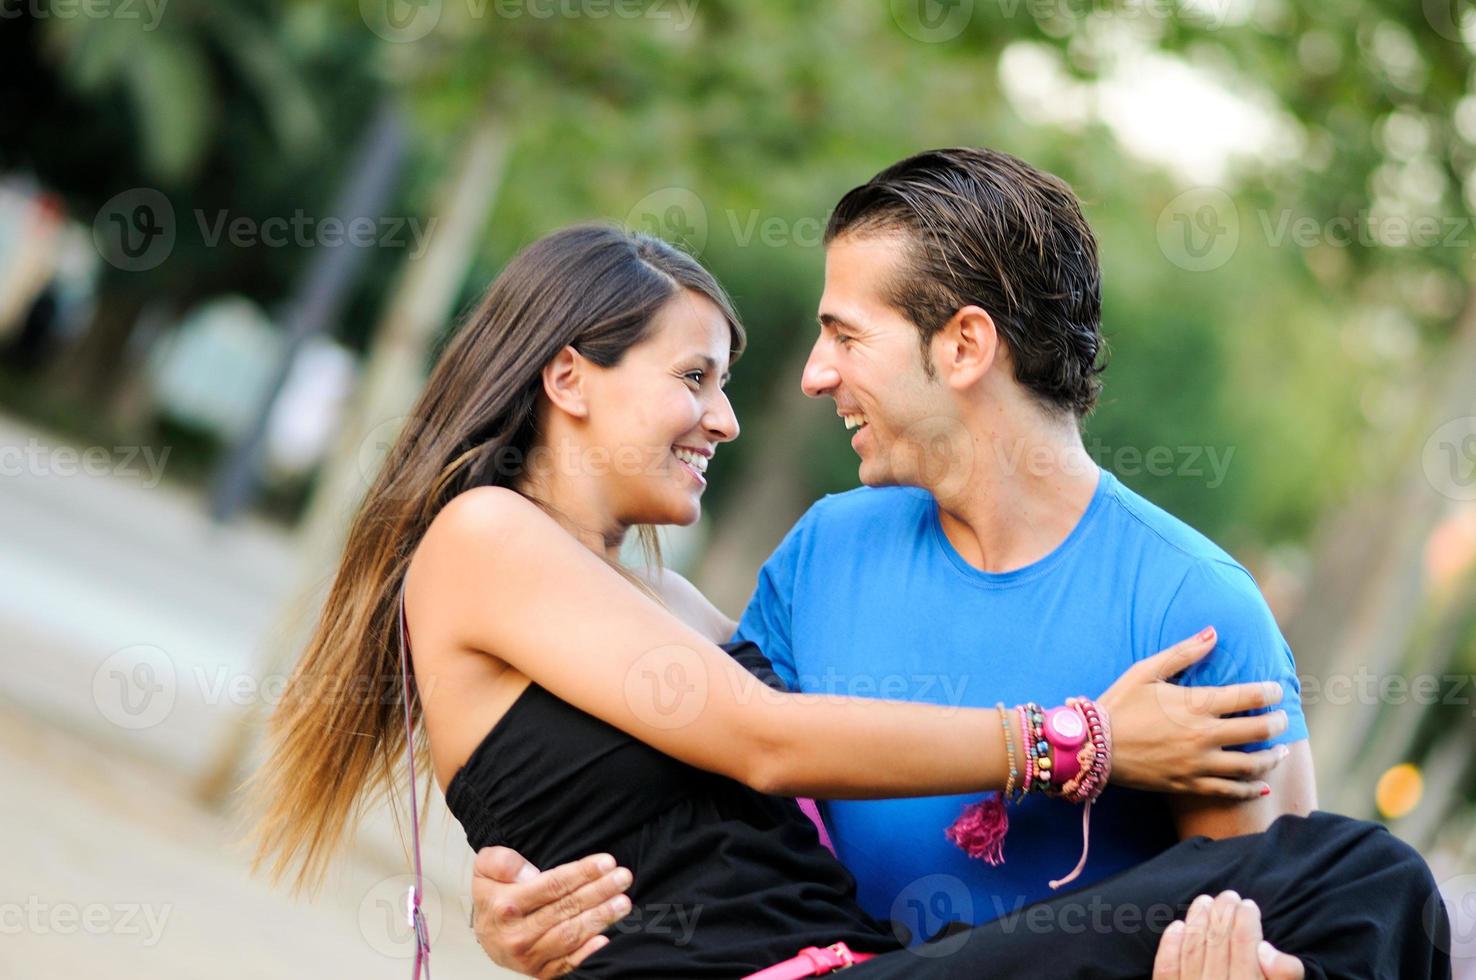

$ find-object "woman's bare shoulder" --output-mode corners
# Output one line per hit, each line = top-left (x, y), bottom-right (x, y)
(634, 567), (737, 644)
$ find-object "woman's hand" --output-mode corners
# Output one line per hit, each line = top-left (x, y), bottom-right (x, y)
(1099, 627), (1290, 798)
(1153, 891), (1305, 979)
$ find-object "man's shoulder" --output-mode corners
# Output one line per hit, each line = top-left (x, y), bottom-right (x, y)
(1099, 471), (1253, 588)
(800, 484), (934, 533)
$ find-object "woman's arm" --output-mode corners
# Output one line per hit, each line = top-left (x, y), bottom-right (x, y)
(409, 487), (1286, 800)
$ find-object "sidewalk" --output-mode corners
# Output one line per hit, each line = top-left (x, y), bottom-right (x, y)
(0, 414), (516, 977)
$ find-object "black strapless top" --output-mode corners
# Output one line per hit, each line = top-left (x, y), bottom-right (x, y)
(444, 640), (901, 978)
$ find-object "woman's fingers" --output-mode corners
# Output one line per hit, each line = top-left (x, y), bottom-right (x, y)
(1199, 681), (1284, 716)
(1132, 627), (1218, 682)
(1208, 712), (1289, 748)
(1188, 776), (1272, 800)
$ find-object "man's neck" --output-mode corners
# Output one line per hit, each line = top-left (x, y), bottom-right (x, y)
(931, 414), (1100, 574)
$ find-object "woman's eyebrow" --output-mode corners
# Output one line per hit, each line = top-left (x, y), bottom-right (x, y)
(689, 354), (732, 385)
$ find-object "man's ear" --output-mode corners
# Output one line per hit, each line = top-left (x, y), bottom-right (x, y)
(933, 305), (999, 390)
(542, 346), (590, 419)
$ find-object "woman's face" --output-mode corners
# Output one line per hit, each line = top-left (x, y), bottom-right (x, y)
(582, 288), (740, 527)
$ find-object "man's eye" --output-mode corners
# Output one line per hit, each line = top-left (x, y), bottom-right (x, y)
(835, 334), (853, 347)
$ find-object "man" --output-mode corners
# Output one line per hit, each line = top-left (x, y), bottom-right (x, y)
(468, 149), (1333, 975)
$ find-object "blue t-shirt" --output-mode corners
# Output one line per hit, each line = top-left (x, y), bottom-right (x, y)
(732, 468), (1307, 938)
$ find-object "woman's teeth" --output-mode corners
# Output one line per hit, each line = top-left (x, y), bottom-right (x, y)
(842, 413), (868, 430)
(673, 447), (709, 474)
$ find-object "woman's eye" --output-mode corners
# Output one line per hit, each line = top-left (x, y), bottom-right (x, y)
(684, 371), (705, 386)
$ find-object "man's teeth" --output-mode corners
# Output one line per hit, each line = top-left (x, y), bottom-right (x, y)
(842, 413), (869, 430)
(673, 447), (709, 473)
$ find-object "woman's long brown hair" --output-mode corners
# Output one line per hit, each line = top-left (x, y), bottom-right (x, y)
(249, 224), (745, 894)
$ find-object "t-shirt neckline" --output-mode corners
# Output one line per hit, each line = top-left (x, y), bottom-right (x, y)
(927, 466), (1113, 588)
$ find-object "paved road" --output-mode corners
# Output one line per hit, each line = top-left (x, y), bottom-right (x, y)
(0, 415), (516, 977)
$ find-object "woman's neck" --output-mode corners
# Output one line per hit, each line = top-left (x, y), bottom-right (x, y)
(515, 441), (628, 561)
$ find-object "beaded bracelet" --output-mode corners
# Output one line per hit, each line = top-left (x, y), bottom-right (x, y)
(996, 702), (1018, 801)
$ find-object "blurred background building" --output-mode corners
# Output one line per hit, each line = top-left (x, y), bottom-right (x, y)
(2, 0), (1475, 975)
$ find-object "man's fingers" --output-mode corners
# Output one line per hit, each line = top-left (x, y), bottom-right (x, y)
(499, 853), (619, 921)
(530, 893), (632, 977)
(525, 866), (633, 938)
(473, 845), (542, 885)
(1258, 942), (1307, 980)
(1228, 899), (1263, 978)
(1138, 628), (1218, 681)
(1205, 891), (1241, 977)
(1181, 894), (1213, 978)
(544, 934), (611, 978)
(1152, 920), (1186, 980)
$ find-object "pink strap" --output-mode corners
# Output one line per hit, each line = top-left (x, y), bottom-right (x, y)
(795, 797), (834, 855)
(742, 942), (876, 979)
(398, 585), (432, 979)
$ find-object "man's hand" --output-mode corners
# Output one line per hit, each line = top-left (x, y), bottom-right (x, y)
(1153, 891), (1305, 980)
(470, 846), (633, 978)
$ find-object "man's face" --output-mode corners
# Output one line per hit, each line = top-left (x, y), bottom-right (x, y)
(803, 233), (956, 489)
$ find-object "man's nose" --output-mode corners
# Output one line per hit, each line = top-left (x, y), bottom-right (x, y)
(801, 340), (838, 398)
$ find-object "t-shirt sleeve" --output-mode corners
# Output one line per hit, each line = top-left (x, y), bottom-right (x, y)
(720, 639), (792, 692)
(731, 509), (814, 691)
(1156, 560), (1309, 752)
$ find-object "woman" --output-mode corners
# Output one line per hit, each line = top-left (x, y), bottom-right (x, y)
(250, 225), (1434, 979)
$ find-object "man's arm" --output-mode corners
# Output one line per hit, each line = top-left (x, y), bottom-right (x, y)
(1160, 561), (1317, 840)
(1170, 739), (1317, 839)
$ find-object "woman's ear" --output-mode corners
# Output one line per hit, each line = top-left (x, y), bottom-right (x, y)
(542, 346), (590, 419)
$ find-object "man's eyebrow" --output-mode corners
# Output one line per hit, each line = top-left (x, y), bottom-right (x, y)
(817, 313), (853, 330)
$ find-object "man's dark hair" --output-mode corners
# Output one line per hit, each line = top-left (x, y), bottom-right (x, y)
(825, 147), (1107, 417)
